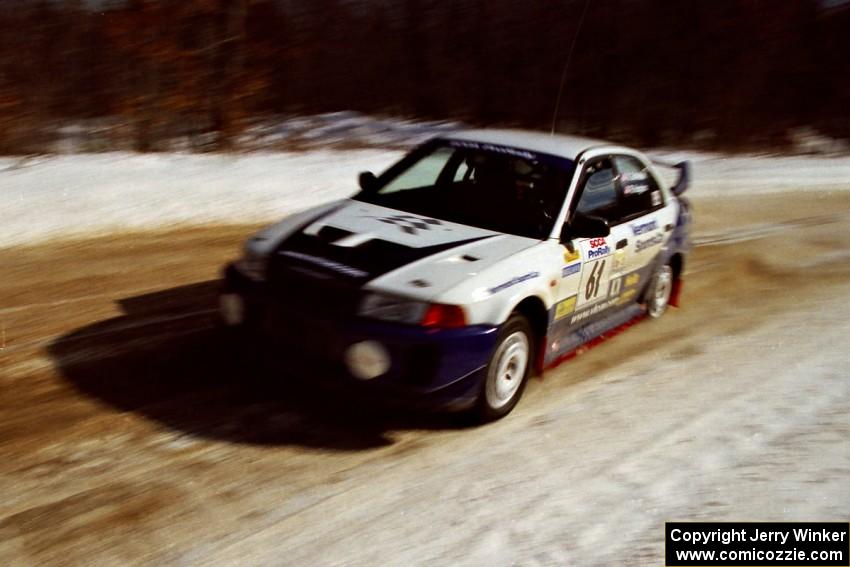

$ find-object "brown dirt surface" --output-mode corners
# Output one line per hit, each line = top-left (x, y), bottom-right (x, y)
(2, 192), (850, 565)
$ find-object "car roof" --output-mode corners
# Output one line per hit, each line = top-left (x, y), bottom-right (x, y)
(444, 128), (612, 161)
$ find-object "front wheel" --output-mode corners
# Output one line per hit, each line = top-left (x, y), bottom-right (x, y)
(474, 314), (533, 422)
(646, 263), (674, 318)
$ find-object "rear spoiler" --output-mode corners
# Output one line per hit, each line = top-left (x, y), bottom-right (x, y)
(651, 159), (691, 196)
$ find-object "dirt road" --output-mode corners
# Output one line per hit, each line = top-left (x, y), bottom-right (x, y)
(1, 192), (849, 565)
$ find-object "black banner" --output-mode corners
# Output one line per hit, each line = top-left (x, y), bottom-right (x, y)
(666, 522), (849, 566)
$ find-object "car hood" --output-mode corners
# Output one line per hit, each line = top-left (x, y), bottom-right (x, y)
(268, 200), (538, 300)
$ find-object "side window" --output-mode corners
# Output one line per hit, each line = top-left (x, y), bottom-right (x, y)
(574, 157), (619, 222)
(613, 155), (663, 219)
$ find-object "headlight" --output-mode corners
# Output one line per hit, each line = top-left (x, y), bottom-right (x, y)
(235, 249), (267, 281)
(358, 293), (429, 324)
(358, 293), (467, 328)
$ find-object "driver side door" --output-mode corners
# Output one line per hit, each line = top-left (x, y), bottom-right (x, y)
(554, 156), (632, 326)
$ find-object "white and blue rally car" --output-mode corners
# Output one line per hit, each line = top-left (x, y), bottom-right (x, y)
(220, 129), (692, 421)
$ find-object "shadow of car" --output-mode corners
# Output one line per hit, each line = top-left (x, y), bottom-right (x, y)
(48, 280), (469, 451)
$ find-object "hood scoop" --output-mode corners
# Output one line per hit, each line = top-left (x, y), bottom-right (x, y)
(312, 224), (377, 248)
(316, 226), (353, 242)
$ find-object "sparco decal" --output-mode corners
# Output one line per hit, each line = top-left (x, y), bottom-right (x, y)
(587, 237), (610, 259)
(635, 233), (664, 252)
(630, 219), (658, 236)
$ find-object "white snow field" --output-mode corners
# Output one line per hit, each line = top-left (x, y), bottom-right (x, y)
(2, 140), (850, 248)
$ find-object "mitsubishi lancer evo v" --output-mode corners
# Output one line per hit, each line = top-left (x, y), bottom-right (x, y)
(220, 129), (692, 421)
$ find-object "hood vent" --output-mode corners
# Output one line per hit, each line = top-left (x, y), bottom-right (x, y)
(273, 231), (495, 282)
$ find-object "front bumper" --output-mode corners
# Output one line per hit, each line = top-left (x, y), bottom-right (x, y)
(221, 263), (499, 409)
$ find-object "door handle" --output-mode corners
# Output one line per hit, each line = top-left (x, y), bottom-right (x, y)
(665, 223), (674, 232)
(616, 238), (628, 249)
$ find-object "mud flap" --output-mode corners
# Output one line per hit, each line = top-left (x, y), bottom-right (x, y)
(669, 277), (683, 308)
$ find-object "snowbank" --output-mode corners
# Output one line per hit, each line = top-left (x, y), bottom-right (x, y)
(649, 151), (850, 195)
(1, 150), (401, 248)
(2, 148), (849, 249)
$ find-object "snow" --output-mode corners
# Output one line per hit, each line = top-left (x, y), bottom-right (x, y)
(2, 144), (850, 249)
(1, 150), (400, 248)
(649, 151), (850, 195)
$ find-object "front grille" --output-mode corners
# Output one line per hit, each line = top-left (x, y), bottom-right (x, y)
(267, 259), (361, 321)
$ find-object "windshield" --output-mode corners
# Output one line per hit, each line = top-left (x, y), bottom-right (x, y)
(355, 139), (575, 240)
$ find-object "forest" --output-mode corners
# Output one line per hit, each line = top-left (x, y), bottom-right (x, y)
(0, 0), (847, 153)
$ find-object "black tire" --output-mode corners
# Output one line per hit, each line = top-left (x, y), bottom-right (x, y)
(473, 313), (534, 422)
(646, 263), (674, 319)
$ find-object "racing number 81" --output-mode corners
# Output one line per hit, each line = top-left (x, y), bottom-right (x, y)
(585, 259), (606, 300)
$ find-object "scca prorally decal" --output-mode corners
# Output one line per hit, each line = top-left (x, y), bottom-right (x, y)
(279, 250), (368, 278)
(630, 219), (658, 236)
(562, 263), (581, 277)
(587, 237), (610, 259)
(489, 271), (540, 294)
(375, 214), (443, 235)
(635, 233), (664, 252)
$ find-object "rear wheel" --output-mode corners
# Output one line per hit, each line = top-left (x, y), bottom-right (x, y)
(474, 314), (533, 422)
(646, 263), (673, 318)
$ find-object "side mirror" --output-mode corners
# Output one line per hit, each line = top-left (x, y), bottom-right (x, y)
(562, 213), (610, 241)
(358, 171), (377, 191)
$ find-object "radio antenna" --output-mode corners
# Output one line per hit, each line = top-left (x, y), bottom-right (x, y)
(550, 0), (592, 135)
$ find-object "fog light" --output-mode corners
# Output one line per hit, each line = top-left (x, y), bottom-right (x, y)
(345, 341), (390, 380)
(219, 293), (245, 326)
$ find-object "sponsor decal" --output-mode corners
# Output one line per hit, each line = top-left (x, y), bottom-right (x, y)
(555, 296), (577, 320)
(570, 296), (619, 324)
(489, 271), (540, 294)
(623, 183), (649, 195)
(562, 263), (581, 277)
(621, 171), (648, 182)
(613, 249), (626, 271)
(617, 288), (637, 305)
(587, 237), (611, 259)
(610, 276), (622, 296)
(279, 250), (368, 278)
(635, 233), (665, 252)
(621, 172), (650, 195)
(374, 214), (443, 235)
(625, 272), (640, 287)
(448, 140), (536, 160)
(563, 247), (580, 263)
(630, 219), (658, 236)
